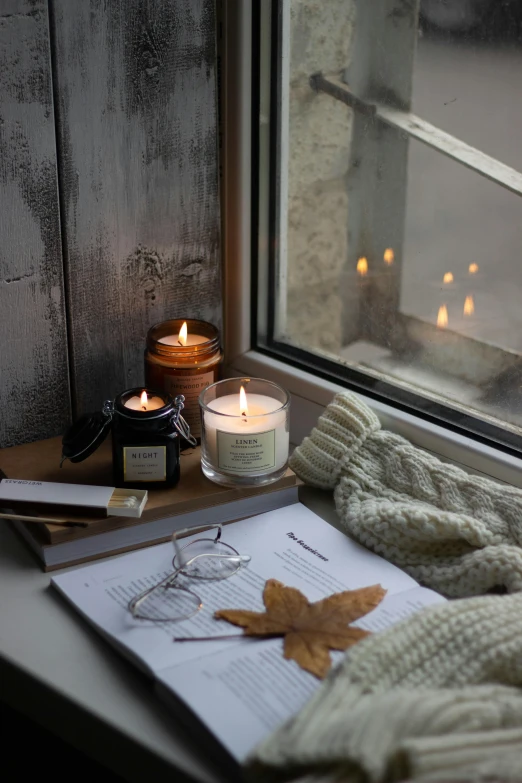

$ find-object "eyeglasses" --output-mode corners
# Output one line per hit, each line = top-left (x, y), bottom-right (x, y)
(127, 524), (251, 623)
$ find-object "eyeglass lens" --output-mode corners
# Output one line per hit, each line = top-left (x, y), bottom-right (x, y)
(131, 537), (249, 622)
(173, 537), (244, 580)
(130, 582), (202, 622)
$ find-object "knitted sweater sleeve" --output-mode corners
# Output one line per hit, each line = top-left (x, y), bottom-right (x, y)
(249, 594), (522, 782)
(290, 391), (522, 597)
(288, 393), (381, 490)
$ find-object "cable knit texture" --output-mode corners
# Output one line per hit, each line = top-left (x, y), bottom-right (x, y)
(289, 392), (522, 597)
(250, 594), (522, 782)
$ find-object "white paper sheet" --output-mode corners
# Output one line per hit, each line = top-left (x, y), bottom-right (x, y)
(52, 503), (446, 760)
(159, 587), (445, 760)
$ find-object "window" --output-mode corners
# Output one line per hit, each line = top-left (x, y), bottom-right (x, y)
(251, 0), (522, 454)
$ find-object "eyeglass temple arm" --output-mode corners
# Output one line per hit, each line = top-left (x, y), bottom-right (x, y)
(128, 551), (250, 616)
(171, 523), (223, 562)
(128, 567), (185, 615)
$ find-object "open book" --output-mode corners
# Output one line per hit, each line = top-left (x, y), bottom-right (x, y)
(52, 503), (446, 763)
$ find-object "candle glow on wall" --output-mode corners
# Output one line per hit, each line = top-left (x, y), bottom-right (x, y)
(357, 257), (368, 276)
(383, 248), (394, 265)
(437, 305), (448, 328)
(464, 295), (475, 316)
(469, 263), (479, 274)
(443, 272), (454, 284)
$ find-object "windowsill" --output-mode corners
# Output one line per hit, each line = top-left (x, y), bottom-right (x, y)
(338, 339), (522, 432)
(227, 348), (522, 489)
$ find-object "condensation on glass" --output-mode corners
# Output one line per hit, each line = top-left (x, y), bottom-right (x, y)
(265, 0), (522, 437)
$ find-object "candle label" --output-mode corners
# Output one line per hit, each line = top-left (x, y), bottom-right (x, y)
(123, 446), (167, 482)
(164, 371), (214, 438)
(216, 429), (276, 474)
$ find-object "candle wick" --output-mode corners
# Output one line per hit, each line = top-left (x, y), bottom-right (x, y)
(178, 340), (183, 346)
(142, 405), (147, 411)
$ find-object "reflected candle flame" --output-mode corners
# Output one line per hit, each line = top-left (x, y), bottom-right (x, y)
(357, 257), (368, 276)
(178, 321), (188, 346)
(443, 272), (454, 284)
(469, 263), (479, 274)
(437, 305), (448, 328)
(383, 248), (394, 265)
(140, 390), (148, 410)
(239, 385), (248, 417)
(464, 295), (474, 316)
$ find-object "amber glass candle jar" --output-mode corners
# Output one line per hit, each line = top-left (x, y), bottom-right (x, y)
(145, 319), (222, 440)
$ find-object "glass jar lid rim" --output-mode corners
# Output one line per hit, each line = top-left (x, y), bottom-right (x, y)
(147, 319), (220, 350)
(199, 377), (290, 417)
(115, 388), (174, 419)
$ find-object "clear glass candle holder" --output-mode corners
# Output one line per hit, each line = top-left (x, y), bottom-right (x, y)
(199, 378), (290, 487)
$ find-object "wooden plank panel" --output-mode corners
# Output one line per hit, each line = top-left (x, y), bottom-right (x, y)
(51, 0), (221, 416)
(0, 0), (70, 447)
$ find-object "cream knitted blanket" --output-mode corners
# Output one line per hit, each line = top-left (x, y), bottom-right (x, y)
(249, 393), (522, 780)
(289, 392), (522, 597)
(250, 593), (522, 782)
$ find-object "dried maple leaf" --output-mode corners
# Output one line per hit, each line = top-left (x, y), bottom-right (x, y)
(214, 579), (386, 679)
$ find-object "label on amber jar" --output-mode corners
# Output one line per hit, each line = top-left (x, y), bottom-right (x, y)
(164, 371), (214, 438)
(123, 446), (166, 482)
(216, 429), (276, 474)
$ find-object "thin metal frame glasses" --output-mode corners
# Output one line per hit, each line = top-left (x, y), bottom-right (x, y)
(127, 524), (251, 622)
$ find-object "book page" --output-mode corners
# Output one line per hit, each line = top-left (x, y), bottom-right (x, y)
(52, 503), (421, 674)
(157, 586), (445, 761)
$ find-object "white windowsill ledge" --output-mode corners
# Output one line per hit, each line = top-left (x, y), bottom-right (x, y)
(228, 350), (522, 489)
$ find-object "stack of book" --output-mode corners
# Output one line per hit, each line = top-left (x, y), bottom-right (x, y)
(0, 436), (300, 570)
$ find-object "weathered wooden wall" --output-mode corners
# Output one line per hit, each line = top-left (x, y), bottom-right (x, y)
(0, 0), (221, 446)
(0, 1), (71, 447)
(52, 0), (221, 416)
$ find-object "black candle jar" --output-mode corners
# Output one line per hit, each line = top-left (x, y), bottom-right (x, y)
(61, 388), (196, 489)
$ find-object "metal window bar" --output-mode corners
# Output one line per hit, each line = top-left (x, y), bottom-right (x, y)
(308, 68), (522, 380)
(310, 72), (522, 199)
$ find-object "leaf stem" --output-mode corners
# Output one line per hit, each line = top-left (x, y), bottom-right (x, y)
(172, 632), (283, 642)
(173, 634), (249, 642)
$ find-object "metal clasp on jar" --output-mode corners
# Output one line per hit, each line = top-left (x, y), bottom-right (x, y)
(170, 395), (197, 447)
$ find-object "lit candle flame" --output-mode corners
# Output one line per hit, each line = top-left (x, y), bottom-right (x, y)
(239, 385), (248, 417)
(469, 263), (479, 274)
(383, 248), (394, 265)
(437, 305), (448, 328)
(464, 295), (474, 316)
(178, 321), (188, 346)
(140, 390), (148, 410)
(357, 257), (368, 276)
(443, 272), (454, 284)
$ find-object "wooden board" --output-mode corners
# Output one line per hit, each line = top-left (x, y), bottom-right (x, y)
(0, 1), (71, 447)
(0, 435), (298, 544)
(51, 0), (222, 416)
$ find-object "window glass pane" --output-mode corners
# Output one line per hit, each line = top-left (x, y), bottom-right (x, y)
(414, 5), (522, 169)
(402, 140), (522, 353)
(260, 0), (522, 444)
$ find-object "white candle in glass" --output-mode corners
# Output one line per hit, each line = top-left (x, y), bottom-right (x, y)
(124, 391), (165, 412)
(202, 386), (289, 475)
(158, 320), (207, 346)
